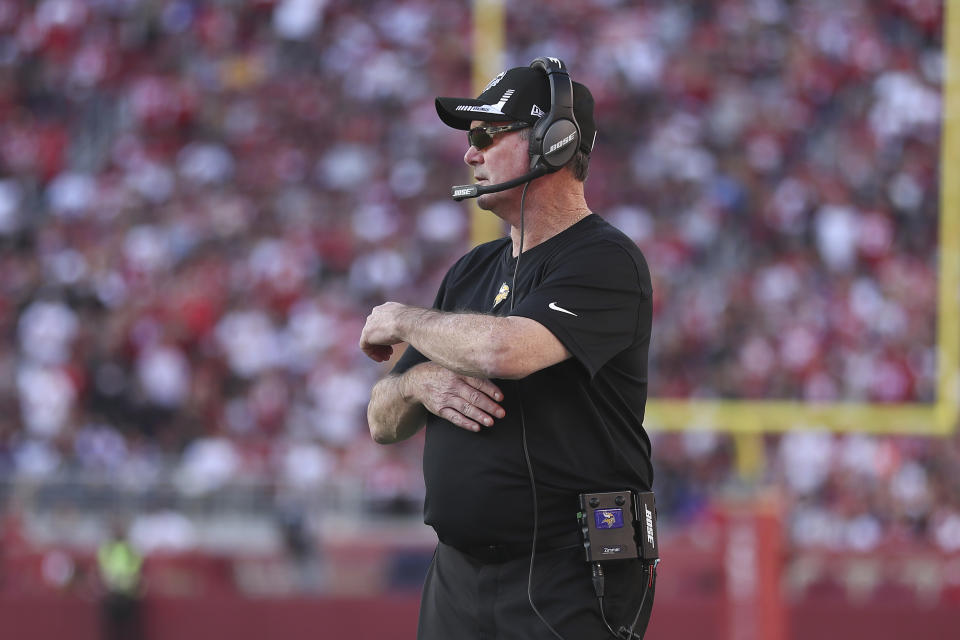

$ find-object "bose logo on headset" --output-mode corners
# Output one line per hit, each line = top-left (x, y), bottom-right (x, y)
(528, 56), (580, 172)
(547, 132), (576, 154)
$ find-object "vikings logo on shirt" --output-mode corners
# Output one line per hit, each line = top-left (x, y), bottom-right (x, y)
(493, 282), (510, 307)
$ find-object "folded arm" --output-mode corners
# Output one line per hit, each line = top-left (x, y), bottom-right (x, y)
(366, 361), (506, 444)
(359, 302), (570, 380)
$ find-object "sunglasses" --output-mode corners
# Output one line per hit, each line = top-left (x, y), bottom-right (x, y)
(467, 122), (530, 150)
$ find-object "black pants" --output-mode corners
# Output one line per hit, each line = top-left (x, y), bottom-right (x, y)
(100, 592), (142, 640)
(418, 542), (655, 640)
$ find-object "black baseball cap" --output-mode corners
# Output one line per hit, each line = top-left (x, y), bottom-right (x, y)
(436, 66), (597, 155)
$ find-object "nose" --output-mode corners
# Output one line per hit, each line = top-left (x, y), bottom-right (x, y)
(464, 144), (482, 166)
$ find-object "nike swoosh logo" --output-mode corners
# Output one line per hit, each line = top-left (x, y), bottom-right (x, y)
(548, 302), (578, 317)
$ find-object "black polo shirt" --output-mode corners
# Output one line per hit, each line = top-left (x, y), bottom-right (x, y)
(392, 214), (653, 549)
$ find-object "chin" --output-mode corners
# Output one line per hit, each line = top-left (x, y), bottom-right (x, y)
(476, 185), (519, 214)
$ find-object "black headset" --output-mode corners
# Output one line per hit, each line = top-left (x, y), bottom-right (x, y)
(527, 56), (581, 173)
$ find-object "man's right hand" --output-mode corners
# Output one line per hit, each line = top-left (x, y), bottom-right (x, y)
(405, 362), (505, 432)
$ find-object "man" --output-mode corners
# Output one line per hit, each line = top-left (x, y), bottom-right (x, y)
(360, 60), (655, 639)
(97, 521), (144, 640)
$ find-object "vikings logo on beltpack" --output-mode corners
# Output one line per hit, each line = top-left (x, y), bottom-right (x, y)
(595, 508), (624, 529)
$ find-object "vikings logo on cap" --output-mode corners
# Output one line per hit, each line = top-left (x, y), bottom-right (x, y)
(493, 282), (510, 307)
(595, 508), (624, 529)
(484, 70), (506, 92)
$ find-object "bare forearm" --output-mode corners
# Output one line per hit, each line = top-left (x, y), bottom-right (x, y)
(367, 373), (427, 444)
(360, 302), (569, 379)
(395, 307), (509, 378)
(367, 362), (506, 440)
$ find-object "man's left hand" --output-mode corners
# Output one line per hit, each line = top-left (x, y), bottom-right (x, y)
(360, 302), (409, 362)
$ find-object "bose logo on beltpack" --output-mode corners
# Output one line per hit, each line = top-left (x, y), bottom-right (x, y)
(547, 132), (576, 154)
(645, 505), (656, 548)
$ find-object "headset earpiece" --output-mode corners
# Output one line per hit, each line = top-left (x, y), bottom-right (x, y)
(528, 57), (581, 173)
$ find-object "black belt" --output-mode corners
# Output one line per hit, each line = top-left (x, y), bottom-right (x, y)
(452, 532), (582, 564)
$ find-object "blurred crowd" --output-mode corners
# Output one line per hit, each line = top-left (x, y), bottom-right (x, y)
(655, 428), (960, 554)
(0, 0), (955, 558)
